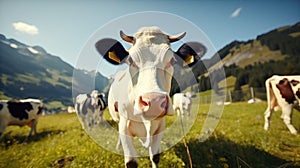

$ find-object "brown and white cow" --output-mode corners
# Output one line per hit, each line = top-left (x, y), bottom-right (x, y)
(264, 75), (300, 134)
(0, 98), (43, 138)
(95, 27), (206, 167)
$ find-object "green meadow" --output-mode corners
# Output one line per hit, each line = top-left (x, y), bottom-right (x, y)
(1, 102), (299, 168)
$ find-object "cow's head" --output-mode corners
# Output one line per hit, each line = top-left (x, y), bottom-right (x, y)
(90, 90), (100, 107)
(97, 93), (107, 110)
(96, 27), (206, 120)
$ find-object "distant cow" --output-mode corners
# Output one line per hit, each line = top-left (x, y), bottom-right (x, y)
(95, 26), (206, 167)
(173, 92), (192, 116)
(264, 75), (300, 134)
(0, 98), (43, 138)
(75, 90), (107, 131)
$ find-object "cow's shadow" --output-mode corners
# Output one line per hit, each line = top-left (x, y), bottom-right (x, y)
(173, 135), (298, 168)
(0, 130), (65, 149)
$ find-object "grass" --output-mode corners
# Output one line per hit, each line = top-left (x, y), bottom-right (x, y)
(289, 32), (300, 38)
(220, 40), (286, 69)
(1, 102), (300, 168)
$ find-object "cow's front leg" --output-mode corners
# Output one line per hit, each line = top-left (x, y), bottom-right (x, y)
(149, 120), (164, 168)
(264, 108), (272, 131)
(115, 135), (122, 150)
(0, 120), (8, 139)
(119, 118), (138, 168)
(149, 133), (162, 168)
(180, 106), (184, 116)
(28, 119), (38, 136)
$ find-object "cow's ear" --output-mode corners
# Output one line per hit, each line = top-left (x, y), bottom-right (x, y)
(95, 38), (129, 65)
(175, 42), (206, 67)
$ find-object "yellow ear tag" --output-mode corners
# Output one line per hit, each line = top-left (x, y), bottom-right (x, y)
(108, 51), (121, 64)
(183, 55), (194, 66)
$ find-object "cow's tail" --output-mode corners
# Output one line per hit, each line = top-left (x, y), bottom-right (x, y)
(265, 76), (275, 113)
(75, 102), (81, 115)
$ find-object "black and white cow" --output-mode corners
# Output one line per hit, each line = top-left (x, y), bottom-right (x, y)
(95, 26), (206, 168)
(75, 90), (107, 131)
(264, 75), (300, 134)
(0, 98), (43, 138)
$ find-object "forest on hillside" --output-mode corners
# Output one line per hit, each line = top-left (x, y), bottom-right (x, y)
(197, 22), (300, 93)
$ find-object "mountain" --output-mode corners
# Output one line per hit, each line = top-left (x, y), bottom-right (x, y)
(1, 22), (299, 107)
(0, 34), (109, 108)
(195, 22), (300, 92)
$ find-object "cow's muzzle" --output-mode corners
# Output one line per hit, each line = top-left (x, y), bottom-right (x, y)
(134, 92), (168, 120)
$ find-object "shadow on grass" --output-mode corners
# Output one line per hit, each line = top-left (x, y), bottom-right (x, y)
(0, 130), (65, 149)
(174, 135), (299, 168)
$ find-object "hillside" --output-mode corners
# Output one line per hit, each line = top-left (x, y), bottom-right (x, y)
(1, 22), (299, 106)
(0, 34), (109, 108)
(195, 22), (300, 92)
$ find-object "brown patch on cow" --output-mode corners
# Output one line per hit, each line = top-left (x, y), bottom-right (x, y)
(114, 101), (119, 112)
(290, 79), (300, 99)
(26, 119), (35, 127)
(296, 89), (300, 100)
(276, 78), (296, 104)
(291, 79), (300, 86)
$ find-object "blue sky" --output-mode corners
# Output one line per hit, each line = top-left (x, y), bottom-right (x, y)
(1, 0), (299, 74)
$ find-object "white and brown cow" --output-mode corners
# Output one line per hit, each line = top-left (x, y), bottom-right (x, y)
(75, 90), (107, 131)
(173, 92), (192, 116)
(264, 75), (300, 134)
(95, 27), (206, 168)
(0, 98), (43, 138)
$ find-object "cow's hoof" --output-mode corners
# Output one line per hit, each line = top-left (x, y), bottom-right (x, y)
(152, 153), (160, 164)
(263, 125), (269, 131)
(291, 131), (297, 135)
(126, 160), (138, 168)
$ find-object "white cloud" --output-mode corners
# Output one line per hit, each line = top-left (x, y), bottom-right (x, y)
(12, 22), (39, 35)
(230, 7), (242, 18)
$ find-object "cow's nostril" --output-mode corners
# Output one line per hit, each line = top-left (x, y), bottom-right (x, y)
(139, 96), (149, 106)
(160, 96), (168, 110)
(161, 101), (167, 109)
(139, 96), (151, 112)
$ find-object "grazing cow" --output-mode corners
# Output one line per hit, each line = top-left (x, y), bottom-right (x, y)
(173, 92), (192, 116)
(75, 90), (107, 131)
(0, 98), (43, 138)
(95, 26), (206, 167)
(264, 75), (300, 134)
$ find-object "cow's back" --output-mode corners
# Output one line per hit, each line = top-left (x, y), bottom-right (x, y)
(0, 99), (42, 126)
(266, 75), (300, 108)
(75, 94), (91, 115)
(173, 93), (182, 109)
(7, 100), (43, 126)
